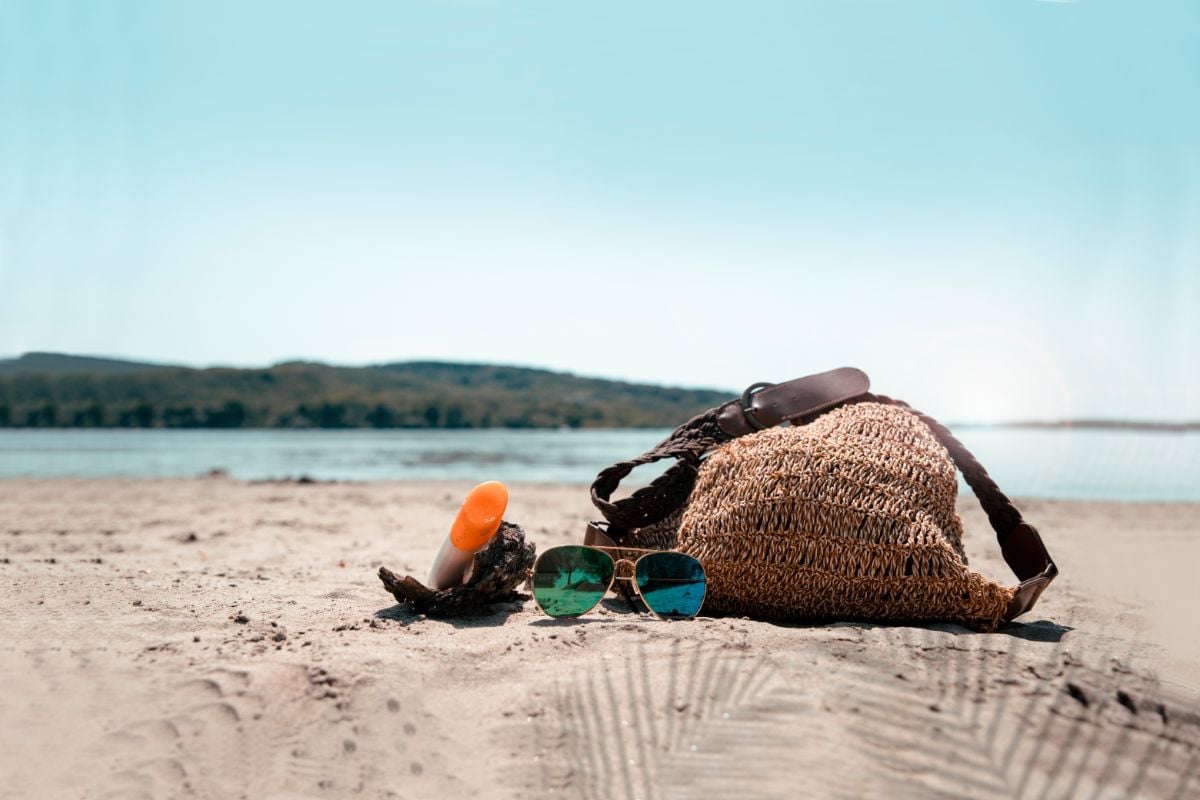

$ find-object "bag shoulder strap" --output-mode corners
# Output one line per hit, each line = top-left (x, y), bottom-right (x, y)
(872, 394), (1058, 621)
(589, 369), (1057, 622)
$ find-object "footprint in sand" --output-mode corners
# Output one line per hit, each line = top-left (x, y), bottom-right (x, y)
(98, 670), (451, 797)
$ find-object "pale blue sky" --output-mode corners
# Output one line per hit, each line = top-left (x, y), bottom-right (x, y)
(1, 1), (1197, 421)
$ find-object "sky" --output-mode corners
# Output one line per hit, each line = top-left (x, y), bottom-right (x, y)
(0, 1), (1197, 422)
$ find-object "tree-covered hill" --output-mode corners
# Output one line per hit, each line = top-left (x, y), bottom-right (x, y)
(0, 353), (731, 429)
(0, 352), (180, 375)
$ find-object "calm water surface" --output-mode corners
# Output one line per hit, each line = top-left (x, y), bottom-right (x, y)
(0, 428), (1196, 501)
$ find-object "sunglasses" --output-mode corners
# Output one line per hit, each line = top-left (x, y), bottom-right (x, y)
(531, 543), (707, 620)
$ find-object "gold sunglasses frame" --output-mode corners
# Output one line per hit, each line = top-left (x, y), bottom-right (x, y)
(530, 544), (707, 621)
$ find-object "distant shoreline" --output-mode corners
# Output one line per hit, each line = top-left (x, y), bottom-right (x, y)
(951, 420), (1200, 434)
(2, 352), (1195, 433)
(0, 420), (1197, 432)
(0, 352), (731, 430)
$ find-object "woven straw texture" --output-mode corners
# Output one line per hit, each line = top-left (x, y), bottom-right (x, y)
(625, 402), (1015, 630)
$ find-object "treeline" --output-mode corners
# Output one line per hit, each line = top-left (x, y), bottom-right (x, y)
(0, 357), (730, 429)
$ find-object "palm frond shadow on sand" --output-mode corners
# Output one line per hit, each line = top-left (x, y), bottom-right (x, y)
(533, 628), (1199, 800)
(538, 642), (865, 800)
(845, 627), (1200, 799)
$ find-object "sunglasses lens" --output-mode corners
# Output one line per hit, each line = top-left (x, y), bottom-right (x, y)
(635, 552), (706, 619)
(532, 545), (614, 618)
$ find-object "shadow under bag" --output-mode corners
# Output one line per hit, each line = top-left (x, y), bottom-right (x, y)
(588, 368), (1058, 631)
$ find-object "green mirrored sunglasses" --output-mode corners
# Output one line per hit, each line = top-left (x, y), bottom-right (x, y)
(531, 543), (707, 620)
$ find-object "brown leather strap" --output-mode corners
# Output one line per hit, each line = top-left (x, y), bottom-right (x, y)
(716, 367), (871, 436)
(584, 521), (618, 548)
(869, 394), (1058, 621)
(589, 369), (1057, 622)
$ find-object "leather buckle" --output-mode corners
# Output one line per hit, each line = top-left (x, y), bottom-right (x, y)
(740, 382), (774, 431)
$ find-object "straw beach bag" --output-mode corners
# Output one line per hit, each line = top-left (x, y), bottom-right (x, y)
(588, 368), (1058, 630)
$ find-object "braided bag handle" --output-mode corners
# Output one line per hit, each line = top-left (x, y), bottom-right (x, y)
(590, 409), (727, 532)
(590, 376), (1057, 621)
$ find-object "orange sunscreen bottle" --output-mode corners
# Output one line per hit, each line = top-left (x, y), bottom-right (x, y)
(427, 481), (509, 590)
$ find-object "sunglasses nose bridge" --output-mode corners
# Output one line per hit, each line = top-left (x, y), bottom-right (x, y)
(612, 558), (637, 581)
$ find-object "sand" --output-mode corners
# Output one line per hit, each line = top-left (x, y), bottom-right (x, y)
(0, 477), (1197, 799)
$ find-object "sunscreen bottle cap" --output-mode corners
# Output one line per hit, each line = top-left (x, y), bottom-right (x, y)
(449, 481), (508, 552)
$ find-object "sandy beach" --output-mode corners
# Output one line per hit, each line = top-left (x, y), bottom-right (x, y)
(1, 477), (1197, 799)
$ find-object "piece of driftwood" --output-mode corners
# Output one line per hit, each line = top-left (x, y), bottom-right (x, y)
(377, 521), (536, 617)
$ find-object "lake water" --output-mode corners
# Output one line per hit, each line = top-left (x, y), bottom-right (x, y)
(0, 428), (1197, 501)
